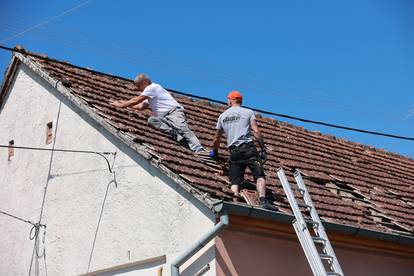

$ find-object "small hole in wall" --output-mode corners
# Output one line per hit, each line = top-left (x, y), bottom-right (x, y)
(8, 140), (14, 160)
(46, 122), (53, 145)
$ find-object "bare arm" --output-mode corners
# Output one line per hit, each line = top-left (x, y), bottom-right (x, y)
(251, 119), (265, 149)
(131, 100), (150, 111)
(110, 95), (149, 108)
(212, 129), (224, 153)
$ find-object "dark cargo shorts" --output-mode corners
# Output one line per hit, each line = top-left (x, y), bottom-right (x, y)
(228, 142), (265, 186)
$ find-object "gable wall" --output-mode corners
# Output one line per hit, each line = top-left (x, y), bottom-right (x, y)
(0, 62), (216, 276)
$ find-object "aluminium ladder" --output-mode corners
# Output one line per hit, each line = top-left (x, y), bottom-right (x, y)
(277, 168), (344, 276)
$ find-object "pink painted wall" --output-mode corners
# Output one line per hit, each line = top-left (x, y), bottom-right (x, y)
(216, 228), (414, 276)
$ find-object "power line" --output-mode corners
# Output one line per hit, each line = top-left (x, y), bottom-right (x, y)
(0, 209), (48, 274)
(0, 44), (413, 141)
(169, 89), (414, 141)
(0, 144), (116, 173)
(0, 12), (409, 121)
(0, 210), (44, 227)
(0, 19), (408, 122)
(0, 0), (93, 43)
(0, 19), (406, 119)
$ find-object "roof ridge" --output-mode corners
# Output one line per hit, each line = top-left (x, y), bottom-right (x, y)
(13, 45), (413, 163)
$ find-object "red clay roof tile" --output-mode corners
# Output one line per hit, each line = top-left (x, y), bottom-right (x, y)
(25, 55), (414, 237)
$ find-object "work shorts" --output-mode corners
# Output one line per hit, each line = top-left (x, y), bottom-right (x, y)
(228, 142), (265, 186)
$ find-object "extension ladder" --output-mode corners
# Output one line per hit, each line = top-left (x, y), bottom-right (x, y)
(277, 168), (344, 276)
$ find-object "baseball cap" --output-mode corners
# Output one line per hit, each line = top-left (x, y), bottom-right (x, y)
(227, 90), (243, 100)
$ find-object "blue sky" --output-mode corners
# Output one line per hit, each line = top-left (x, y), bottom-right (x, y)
(1, 0), (413, 158)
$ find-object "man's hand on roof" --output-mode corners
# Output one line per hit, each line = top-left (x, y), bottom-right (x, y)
(110, 100), (125, 107)
(209, 149), (219, 160)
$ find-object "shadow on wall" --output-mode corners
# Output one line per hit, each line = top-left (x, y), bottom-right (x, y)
(28, 101), (63, 276)
(87, 175), (118, 272)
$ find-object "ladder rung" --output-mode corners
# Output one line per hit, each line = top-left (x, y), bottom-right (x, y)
(304, 219), (319, 227)
(298, 203), (312, 209)
(319, 253), (333, 260)
(295, 187), (305, 194)
(312, 236), (326, 244)
(278, 168), (343, 275)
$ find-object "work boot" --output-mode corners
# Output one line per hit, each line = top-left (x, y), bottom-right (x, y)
(259, 197), (276, 210)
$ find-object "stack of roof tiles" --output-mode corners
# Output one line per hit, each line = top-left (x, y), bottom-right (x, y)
(27, 54), (414, 237)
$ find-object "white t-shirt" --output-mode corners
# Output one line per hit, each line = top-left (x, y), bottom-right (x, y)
(141, 83), (182, 117)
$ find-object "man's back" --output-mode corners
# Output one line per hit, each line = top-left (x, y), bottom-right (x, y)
(141, 83), (181, 116)
(216, 106), (255, 148)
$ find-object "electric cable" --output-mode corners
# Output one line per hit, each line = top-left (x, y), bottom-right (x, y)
(0, 45), (413, 141)
(0, 0), (94, 43)
(0, 144), (116, 173)
(0, 24), (406, 117)
(0, 210), (44, 227)
(0, 14), (409, 116)
(0, 24), (407, 120)
(168, 89), (414, 141)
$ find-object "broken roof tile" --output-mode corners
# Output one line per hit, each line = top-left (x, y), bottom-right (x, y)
(19, 54), (414, 237)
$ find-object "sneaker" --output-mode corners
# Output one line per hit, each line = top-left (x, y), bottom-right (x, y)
(194, 149), (210, 157)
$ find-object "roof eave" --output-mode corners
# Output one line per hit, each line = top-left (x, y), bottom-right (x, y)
(213, 201), (414, 246)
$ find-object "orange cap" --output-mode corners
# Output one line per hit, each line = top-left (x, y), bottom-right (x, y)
(227, 90), (243, 100)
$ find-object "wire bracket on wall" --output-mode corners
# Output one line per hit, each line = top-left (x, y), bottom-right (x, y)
(0, 145), (117, 173)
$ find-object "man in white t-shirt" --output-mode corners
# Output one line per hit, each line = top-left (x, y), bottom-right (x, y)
(111, 74), (205, 153)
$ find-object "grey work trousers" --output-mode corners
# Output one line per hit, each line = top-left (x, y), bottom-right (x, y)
(147, 107), (204, 152)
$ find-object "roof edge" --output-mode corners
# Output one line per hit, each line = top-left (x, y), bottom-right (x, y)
(214, 201), (414, 246)
(0, 54), (20, 111)
(12, 52), (218, 214)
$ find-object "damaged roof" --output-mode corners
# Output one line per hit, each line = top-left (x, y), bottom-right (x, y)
(3, 49), (414, 238)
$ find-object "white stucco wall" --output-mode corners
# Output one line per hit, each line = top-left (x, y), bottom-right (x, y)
(0, 62), (216, 276)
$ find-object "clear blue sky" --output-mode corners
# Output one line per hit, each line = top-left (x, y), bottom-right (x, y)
(1, 0), (413, 158)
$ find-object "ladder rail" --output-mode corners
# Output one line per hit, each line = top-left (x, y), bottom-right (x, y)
(293, 220), (327, 276)
(277, 168), (345, 276)
(277, 168), (327, 275)
(277, 169), (307, 225)
(294, 171), (344, 275)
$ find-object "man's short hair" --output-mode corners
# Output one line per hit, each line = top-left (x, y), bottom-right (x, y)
(134, 73), (151, 84)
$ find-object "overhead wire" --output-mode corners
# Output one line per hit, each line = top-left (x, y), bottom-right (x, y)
(0, 210), (44, 227)
(0, 17), (410, 127)
(168, 89), (414, 141)
(0, 209), (47, 274)
(406, 105), (414, 120)
(0, 44), (413, 141)
(0, 27), (406, 125)
(0, 15), (408, 117)
(0, 144), (116, 173)
(0, 0), (94, 43)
